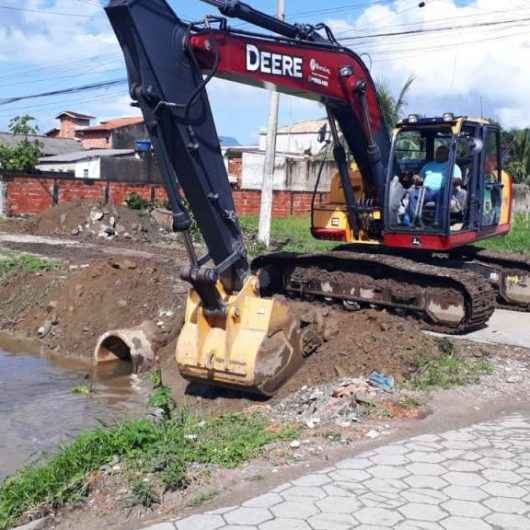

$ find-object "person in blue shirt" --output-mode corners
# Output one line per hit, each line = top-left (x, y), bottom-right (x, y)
(408, 145), (462, 226)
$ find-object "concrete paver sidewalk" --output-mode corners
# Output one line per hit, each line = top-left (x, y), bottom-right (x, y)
(146, 414), (530, 530)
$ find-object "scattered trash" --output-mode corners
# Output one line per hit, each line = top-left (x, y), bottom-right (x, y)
(289, 440), (301, 449)
(368, 371), (395, 392)
(366, 429), (380, 439)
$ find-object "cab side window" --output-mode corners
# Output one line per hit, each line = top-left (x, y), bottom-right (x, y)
(482, 129), (501, 227)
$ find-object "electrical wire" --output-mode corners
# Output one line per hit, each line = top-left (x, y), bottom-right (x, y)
(0, 4), (97, 18)
(0, 79), (127, 106)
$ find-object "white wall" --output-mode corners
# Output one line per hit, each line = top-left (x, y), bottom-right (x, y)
(241, 151), (334, 192)
(37, 159), (101, 179)
(241, 152), (287, 189)
(74, 159), (100, 180)
(258, 131), (324, 155)
(0, 178), (6, 217)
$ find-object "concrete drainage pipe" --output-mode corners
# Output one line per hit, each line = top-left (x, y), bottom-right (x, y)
(94, 320), (161, 373)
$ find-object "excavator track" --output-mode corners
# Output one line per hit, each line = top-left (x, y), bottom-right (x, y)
(458, 247), (530, 311)
(253, 250), (495, 334)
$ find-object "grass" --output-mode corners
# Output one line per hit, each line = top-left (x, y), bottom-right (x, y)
(239, 214), (334, 256)
(187, 489), (219, 507)
(71, 384), (92, 396)
(0, 254), (61, 281)
(477, 213), (530, 254)
(0, 411), (296, 529)
(408, 354), (494, 391)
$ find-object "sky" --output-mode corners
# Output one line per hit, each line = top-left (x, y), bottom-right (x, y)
(0, 0), (529, 144)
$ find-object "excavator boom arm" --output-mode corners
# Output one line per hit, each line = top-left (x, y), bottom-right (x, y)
(105, 0), (390, 300)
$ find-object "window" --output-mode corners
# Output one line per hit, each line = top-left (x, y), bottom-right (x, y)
(83, 168), (89, 179)
(394, 130), (427, 164)
(482, 128), (501, 227)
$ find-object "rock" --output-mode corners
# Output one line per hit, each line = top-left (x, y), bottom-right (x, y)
(47, 301), (58, 312)
(109, 259), (137, 270)
(109, 216), (116, 228)
(506, 374), (523, 383)
(117, 299), (128, 308)
(59, 213), (67, 225)
(71, 227), (80, 236)
(37, 320), (52, 338)
(89, 208), (104, 222)
(289, 440), (301, 449)
(366, 429), (380, 439)
(151, 208), (173, 230)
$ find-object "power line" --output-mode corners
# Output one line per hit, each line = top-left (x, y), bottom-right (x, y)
(339, 15), (530, 41)
(0, 4), (96, 18)
(0, 79), (127, 106)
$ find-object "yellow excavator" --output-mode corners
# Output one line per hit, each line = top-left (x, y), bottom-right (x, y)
(105, 0), (527, 395)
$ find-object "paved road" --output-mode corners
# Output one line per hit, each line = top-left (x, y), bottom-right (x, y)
(431, 308), (530, 349)
(145, 413), (530, 530)
(459, 309), (530, 349)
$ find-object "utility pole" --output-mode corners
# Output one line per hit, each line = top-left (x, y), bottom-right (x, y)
(257, 0), (285, 247)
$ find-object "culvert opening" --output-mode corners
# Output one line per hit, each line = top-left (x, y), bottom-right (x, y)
(96, 335), (132, 364)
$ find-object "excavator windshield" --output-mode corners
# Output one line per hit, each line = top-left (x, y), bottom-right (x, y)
(387, 124), (475, 233)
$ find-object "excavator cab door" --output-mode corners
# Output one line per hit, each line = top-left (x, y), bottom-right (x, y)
(477, 126), (504, 231)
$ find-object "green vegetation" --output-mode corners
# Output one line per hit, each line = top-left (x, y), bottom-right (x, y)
(187, 489), (219, 507)
(408, 354), (493, 391)
(239, 214), (333, 256)
(71, 384), (92, 396)
(126, 479), (160, 509)
(478, 213), (530, 254)
(0, 115), (42, 171)
(376, 76), (415, 129)
(503, 128), (530, 184)
(0, 411), (296, 529)
(0, 255), (61, 281)
(124, 192), (151, 210)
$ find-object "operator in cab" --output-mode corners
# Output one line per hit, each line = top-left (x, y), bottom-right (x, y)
(409, 145), (462, 226)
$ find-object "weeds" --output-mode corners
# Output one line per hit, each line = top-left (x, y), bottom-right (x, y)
(124, 192), (150, 211)
(71, 384), (92, 396)
(187, 489), (218, 507)
(0, 255), (61, 281)
(408, 354), (494, 391)
(0, 412), (295, 530)
(126, 479), (160, 509)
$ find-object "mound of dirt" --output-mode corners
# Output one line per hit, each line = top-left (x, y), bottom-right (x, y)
(24, 200), (166, 243)
(275, 305), (442, 399)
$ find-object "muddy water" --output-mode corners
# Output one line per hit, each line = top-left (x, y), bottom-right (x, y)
(0, 349), (148, 481)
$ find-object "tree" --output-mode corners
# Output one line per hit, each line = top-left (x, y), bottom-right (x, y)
(376, 76), (415, 129)
(502, 128), (530, 184)
(0, 115), (42, 171)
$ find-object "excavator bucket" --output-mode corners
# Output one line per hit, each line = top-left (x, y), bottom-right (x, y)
(177, 275), (316, 396)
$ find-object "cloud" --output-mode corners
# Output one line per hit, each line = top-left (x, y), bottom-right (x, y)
(327, 0), (530, 128)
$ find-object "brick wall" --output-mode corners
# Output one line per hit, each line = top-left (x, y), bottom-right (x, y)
(80, 133), (111, 150)
(0, 173), (327, 218)
(233, 189), (328, 216)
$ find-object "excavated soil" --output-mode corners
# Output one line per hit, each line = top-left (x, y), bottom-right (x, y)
(275, 304), (441, 399)
(0, 258), (186, 361)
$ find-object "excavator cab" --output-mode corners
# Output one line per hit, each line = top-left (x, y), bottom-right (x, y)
(383, 115), (512, 251)
(313, 115), (512, 252)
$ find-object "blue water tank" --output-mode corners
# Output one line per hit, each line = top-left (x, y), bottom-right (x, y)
(135, 139), (152, 152)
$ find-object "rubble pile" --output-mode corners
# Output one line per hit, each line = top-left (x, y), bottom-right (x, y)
(273, 376), (386, 428)
(25, 199), (167, 243)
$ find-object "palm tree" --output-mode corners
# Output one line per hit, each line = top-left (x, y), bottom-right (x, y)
(376, 76), (415, 130)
